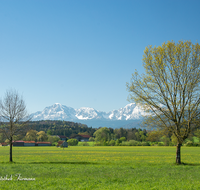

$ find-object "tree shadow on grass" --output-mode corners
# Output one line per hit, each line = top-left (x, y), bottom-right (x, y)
(172, 162), (200, 166)
(0, 161), (100, 165)
(181, 162), (200, 166)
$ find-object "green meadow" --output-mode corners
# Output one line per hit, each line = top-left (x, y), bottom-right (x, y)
(0, 146), (200, 189)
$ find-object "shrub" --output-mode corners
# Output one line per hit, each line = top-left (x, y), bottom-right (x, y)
(119, 137), (126, 142)
(108, 140), (116, 146)
(121, 141), (129, 146)
(128, 140), (138, 146)
(184, 141), (200, 147)
(67, 138), (78, 146)
(115, 139), (122, 146)
(141, 142), (150, 146)
(52, 142), (58, 146)
(94, 142), (101, 146)
(158, 142), (164, 146)
(89, 137), (95, 142)
(103, 141), (109, 146)
(82, 142), (89, 146)
(185, 141), (193, 147)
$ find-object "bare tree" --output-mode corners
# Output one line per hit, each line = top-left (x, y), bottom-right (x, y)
(0, 90), (31, 162)
(127, 40), (200, 164)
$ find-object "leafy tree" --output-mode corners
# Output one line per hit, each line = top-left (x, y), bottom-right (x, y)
(47, 136), (60, 144)
(89, 137), (95, 142)
(0, 90), (31, 162)
(25, 130), (38, 141)
(114, 128), (127, 139)
(37, 131), (48, 141)
(126, 131), (136, 141)
(108, 140), (116, 146)
(127, 40), (200, 164)
(93, 127), (111, 142)
(119, 137), (126, 142)
(47, 129), (52, 135)
(67, 138), (78, 146)
(194, 129), (200, 138)
(146, 130), (163, 142)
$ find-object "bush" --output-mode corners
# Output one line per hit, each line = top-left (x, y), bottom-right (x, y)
(115, 139), (122, 146)
(67, 138), (78, 146)
(108, 140), (116, 146)
(52, 142), (58, 146)
(94, 142), (101, 146)
(157, 142), (164, 146)
(121, 141), (129, 146)
(128, 140), (139, 146)
(89, 137), (95, 142)
(169, 142), (174, 146)
(82, 142), (90, 146)
(141, 142), (150, 146)
(184, 141), (200, 147)
(185, 141), (193, 147)
(103, 141), (109, 146)
(119, 137), (126, 142)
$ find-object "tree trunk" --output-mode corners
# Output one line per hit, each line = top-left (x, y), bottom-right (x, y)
(9, 137), (13, 162)
(176, 143), (181, 164)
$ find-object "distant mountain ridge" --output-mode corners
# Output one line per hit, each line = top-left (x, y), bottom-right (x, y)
(31, 103), (147, 128)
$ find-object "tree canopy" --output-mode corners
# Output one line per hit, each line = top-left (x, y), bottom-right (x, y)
(127, 40), (200, 164)
(0, 90), (31, 162)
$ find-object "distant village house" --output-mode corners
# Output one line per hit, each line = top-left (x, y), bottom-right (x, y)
(72, 134), (91, 142)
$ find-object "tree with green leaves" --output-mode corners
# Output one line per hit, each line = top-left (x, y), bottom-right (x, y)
(25, 129), (38, 141)
(37, 131), (48, 142)
(0, 90), (31, 162)
(93, 127), (111, 142)
(127, 40), (200, 164)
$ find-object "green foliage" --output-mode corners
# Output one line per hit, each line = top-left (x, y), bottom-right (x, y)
(80, 142), (90, 146)
(141, 141), (150, 146)
(89, 137), (95, 141)
(157, 142), (164, 146)
(128, 140), (139, 146)
(146, 130), (163, 142)
(127, 40), (200, 164)
(47, 136), (60, 144)
(27, 120), (96, 137)
(108, 140), (116, 146)
(119, 137), (126, 142)
(93, 127), (111, 142)
(37, 131), (48, 142)
(52, 142), (58, 146)
(67, 138), (78, 146)
(47, 129), (52, 135)
(24, 130), (38, 141)
(94, 142), (101, 146)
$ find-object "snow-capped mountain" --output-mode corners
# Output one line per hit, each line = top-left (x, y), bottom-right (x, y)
(31, 103), (147, 128)
(32, 103), (146, 121)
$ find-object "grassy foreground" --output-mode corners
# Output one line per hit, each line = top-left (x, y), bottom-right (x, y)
(0, 146), (200, 189)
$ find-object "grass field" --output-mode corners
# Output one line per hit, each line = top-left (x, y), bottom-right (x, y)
(0, 146), (200, 189)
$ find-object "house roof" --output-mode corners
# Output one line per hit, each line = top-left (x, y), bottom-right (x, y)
(13, 141), (24, 143)
(57, 141), (64, 144)
(0, 142), (7, 145)
(57, 135), (67, 138)
(74, 135), (91, 138)
(36, 142), (51, 144)
(24, 141), (35, 143)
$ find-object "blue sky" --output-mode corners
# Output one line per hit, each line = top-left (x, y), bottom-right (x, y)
(0, 0), (199, 114)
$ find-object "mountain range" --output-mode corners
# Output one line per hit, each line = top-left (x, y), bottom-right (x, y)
(31, 103), (147, 128)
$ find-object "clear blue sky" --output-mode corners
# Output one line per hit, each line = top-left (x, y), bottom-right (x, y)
(0, 0), (199, 114)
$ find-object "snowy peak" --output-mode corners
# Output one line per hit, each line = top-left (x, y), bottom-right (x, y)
(108, 103), (146, 120)
(76, 107), (98, 120)
(32, 103), (146, 121)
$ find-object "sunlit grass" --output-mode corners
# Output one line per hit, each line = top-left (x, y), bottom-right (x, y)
(0, 146), (200, 189)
